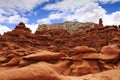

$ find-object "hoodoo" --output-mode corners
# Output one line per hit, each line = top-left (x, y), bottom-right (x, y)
(0, 19), (120, 80)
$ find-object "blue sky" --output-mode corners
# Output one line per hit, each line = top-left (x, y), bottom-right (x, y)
(0, 0), (120, 35)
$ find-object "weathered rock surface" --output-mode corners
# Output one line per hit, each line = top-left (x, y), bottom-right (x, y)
(0, 19), (120, 79)
(23, 51), (67, 61)
(0, 62), (120, 80)
(37, 21), (95, 32)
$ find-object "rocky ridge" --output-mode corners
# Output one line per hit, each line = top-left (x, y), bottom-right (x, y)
(0, 19), (120, 80)
(38, 21), (95, 32)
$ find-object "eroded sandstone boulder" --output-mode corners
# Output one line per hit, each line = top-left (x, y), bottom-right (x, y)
(100, 45), (120, 62)
(73, 46), (97, 54)
(0, 61), (120, 80)
(0, 62), (65, 80)
(23, 50), (67, 61)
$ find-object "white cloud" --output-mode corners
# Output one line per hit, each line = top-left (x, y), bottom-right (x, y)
(37, 18), (51, 24)
(0, 14), (7, 23)
(0, 25), (11, 35)
(26, 24), (38, 33)
(40, 0), (120, 26)
(49, 13), (63, 20)
(103, 11), (120, 25)
(0, 0), (48, 24)
(98, 0), (120, 4)
(0, 9), (7, 14)
(0, 0), (47, 34)
(7, 15), (28, 24)
(73, 3), (106, 23)
(40, 0), (106, 24)
(0, 0), (48, 13)
(44, 0), (95, 12)
(37, 12), (64, 24)
(0, 9), (7, 23)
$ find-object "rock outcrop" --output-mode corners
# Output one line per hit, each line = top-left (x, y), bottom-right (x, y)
(37, 21), (95, 32)
(0, 19), (120, 80)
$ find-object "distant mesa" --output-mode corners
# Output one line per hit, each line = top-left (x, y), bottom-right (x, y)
(37, 21), (96, 32)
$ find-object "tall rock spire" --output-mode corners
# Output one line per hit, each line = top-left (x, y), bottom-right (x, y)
(99, 18), (103, 27)
(94, 18), (104, 28)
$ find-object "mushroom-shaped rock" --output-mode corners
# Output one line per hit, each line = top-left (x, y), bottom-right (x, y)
(73, 46), (97, 54)
(99, 45), (120, 63)
(97, 45), (120, 70)
(23, 50), (67, 61)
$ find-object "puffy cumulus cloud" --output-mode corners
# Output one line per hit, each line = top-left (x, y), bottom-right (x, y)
(41, 0), (106, 24)
(103, 11), (120, 25)
(0, 25), (11, 35)
(98, 0), (120, 4)
(0, 14), (6, 23)
(44, 0), (95, 12)
(0, 9), (7, 23)
(26, 24), (38, 33)
(113, 12), (120, 23)
(41, 0), (120, 25)
(37, 13), (64, 24)
(48, 13), (64, 20)
(0, 0), (48, 14)
(0, 0), (48, 24)
(73, 3), (106, 22)
(0, 9), (7, 14)
(7, 15), (28, 24)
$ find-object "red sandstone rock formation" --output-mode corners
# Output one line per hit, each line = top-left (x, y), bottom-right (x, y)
(94, 18), (104, 28)
(99, 18), (103, 27)
(0, 20), (120, 79)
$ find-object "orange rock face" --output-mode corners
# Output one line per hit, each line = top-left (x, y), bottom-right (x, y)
(0, 20), (120, 80)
